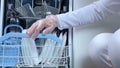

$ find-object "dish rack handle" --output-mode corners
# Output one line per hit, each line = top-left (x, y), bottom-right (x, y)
(0, 33), (62, 44)
(4, 24), (24, 34)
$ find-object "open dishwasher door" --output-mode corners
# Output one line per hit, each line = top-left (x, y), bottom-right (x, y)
(0, 0), (74, 68)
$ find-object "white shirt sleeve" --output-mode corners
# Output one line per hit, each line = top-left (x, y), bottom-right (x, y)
(57, 0), (120, 29)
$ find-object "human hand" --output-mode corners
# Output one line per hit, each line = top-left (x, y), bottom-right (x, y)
(27, 15), (58, 39)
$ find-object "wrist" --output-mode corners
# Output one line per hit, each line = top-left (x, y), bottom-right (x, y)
(47, 15), (59, 28)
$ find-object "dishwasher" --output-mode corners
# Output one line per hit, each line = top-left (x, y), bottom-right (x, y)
(0, 0), (73, 68)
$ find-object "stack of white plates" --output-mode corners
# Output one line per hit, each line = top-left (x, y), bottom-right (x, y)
(21, 30), (67, 66)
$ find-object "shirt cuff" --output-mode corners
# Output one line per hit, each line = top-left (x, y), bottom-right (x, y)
(57, 14), (68, 30)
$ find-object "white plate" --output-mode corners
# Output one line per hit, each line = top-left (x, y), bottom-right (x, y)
(38, 39), (51, 63)
(27, 38), (39, 65)
(50, 33), (63, 64)
(22, 30), (33, 66)
(45, 33), (57, 64)
(21, 30), (39, 66)
(59, 32), (67, 58)
(52, 32), (67, 64)
(21, 38), (34, 66)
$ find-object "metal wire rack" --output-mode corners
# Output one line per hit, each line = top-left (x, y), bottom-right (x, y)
(0, 42), (69, 68)
(8, 0), (60, 29)
(0, 24), (70, 68)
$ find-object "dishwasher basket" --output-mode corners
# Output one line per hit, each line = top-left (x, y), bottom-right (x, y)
(0, 25), (70, 68)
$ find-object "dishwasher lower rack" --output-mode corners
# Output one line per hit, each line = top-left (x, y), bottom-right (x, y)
(0, 46), (70, 68)
(0, 35), (70, 68)
(19, 46), (69, 68)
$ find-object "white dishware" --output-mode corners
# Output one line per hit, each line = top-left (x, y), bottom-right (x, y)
(28, 38), (39, 65)
(21, 38), (34, 66)
(58, 32), (67, 63)
(21, 30), (39, 66)
(51, 33), (63, 64)
(38, 39), (51, 64)
(45, 32), (57, 64)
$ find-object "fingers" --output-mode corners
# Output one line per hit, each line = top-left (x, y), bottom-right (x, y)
(42, 19), (55, 34)
(27, 21), (38, 37)
(27, 20), (44, 39)
(42, 26), (55, 34)
(32, 20), (44, 39)
(27, 16), (57, 39)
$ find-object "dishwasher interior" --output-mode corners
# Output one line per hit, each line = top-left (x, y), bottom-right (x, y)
(0, 0), (73, 68)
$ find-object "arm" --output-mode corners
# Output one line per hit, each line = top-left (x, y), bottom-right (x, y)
(57, 0), (120, 29)
(27, 0), (120, 39)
